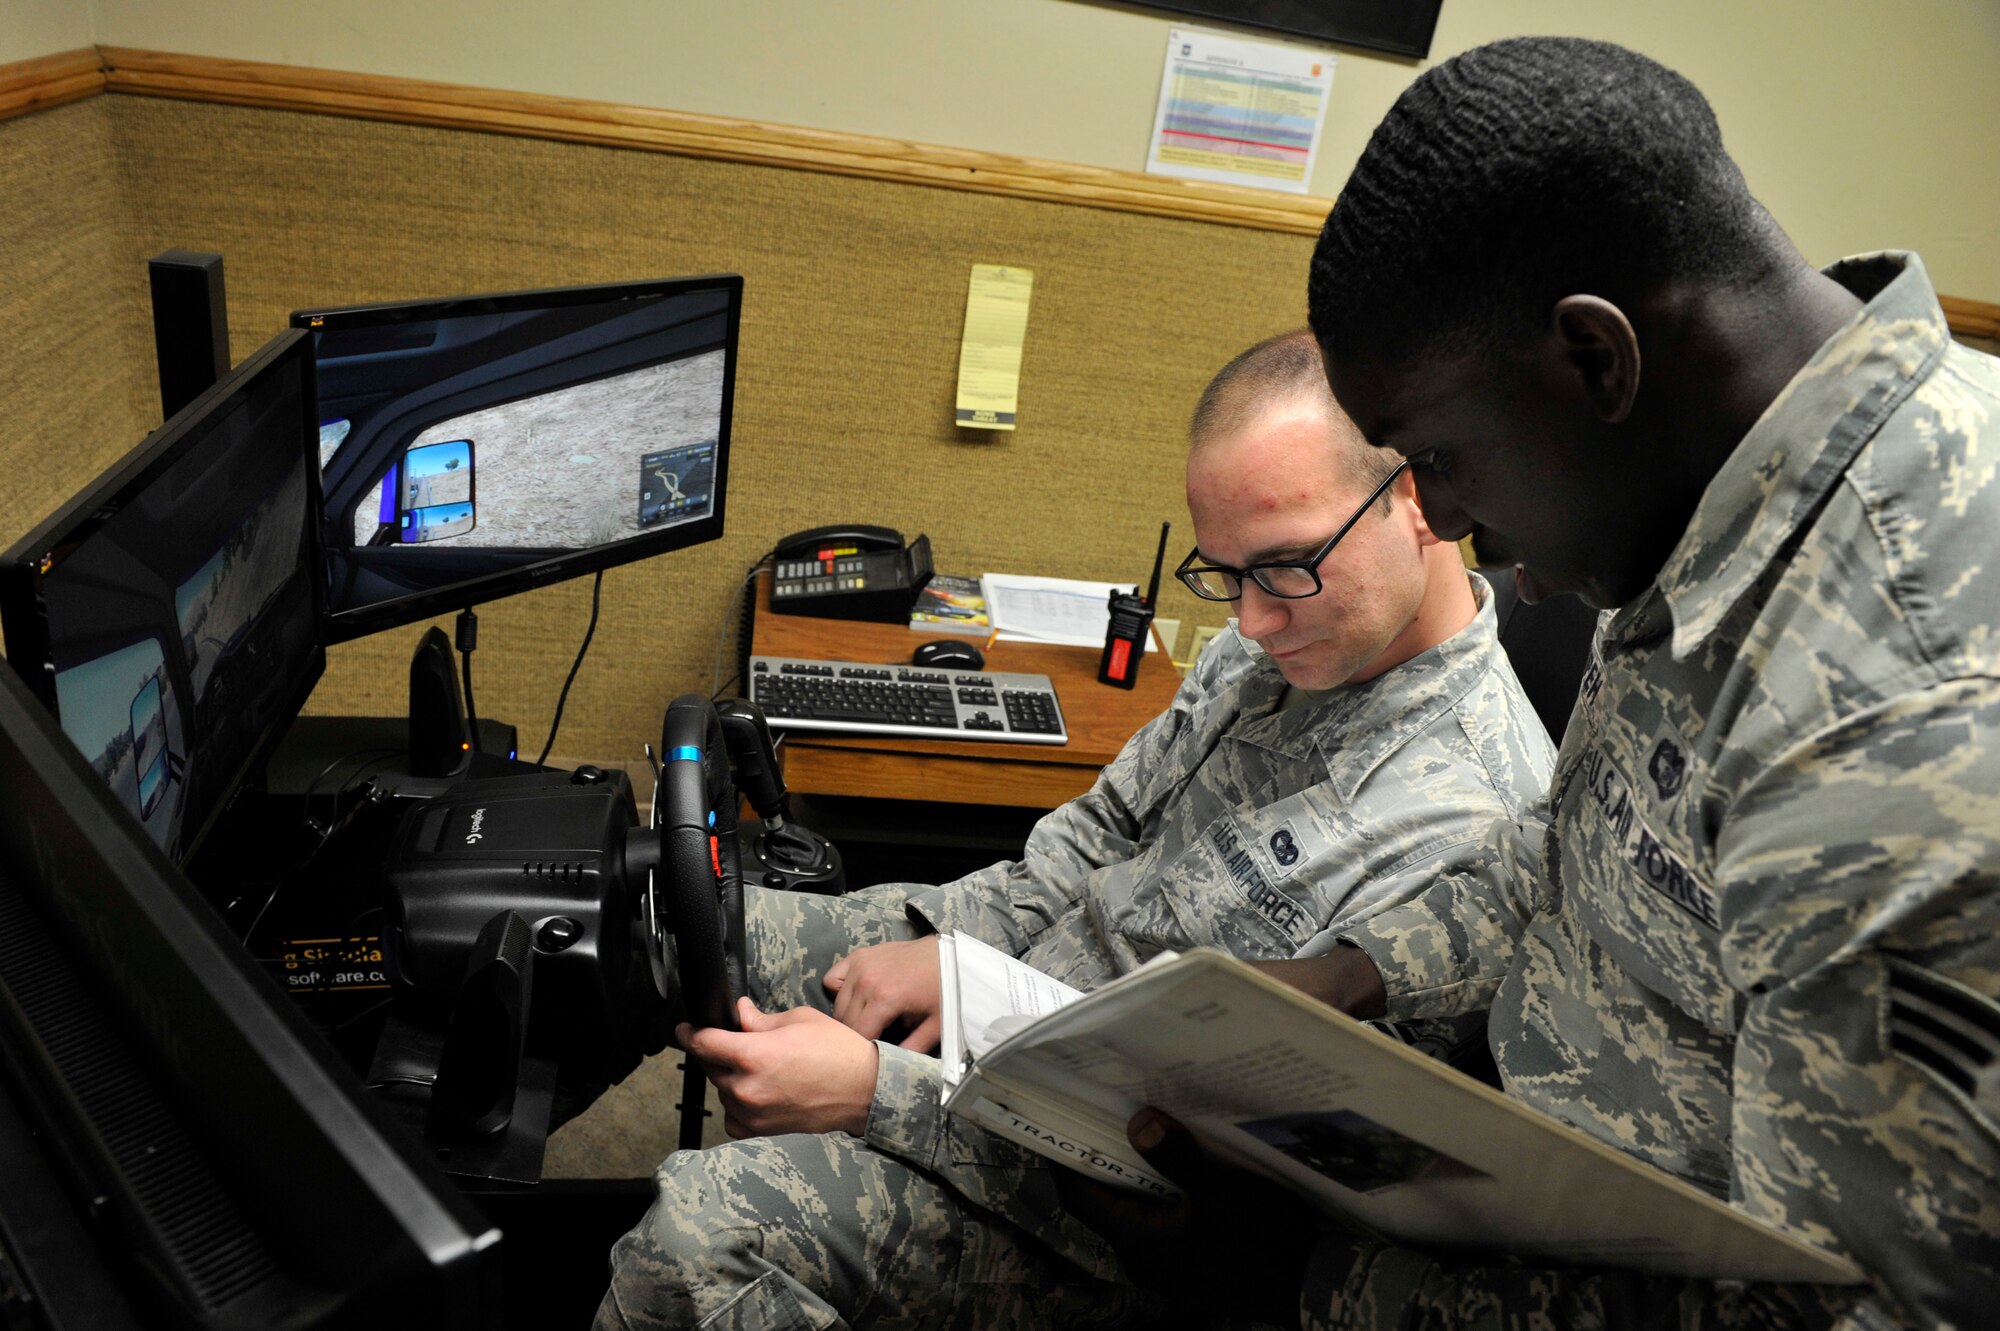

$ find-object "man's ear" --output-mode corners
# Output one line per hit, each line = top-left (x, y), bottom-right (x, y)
(1549, 295), (1640, 424)
(1395, 466), (1444, 546)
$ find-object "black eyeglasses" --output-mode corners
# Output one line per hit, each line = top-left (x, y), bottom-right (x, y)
(1176, 459), (1410, 602)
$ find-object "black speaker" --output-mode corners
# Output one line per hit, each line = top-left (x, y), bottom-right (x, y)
(148, 249), (230, 419)
(408, 626), (471, 777)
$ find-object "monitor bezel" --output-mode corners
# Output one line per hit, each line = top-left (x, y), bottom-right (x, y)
(0, 329), (329, 868)
(293, 273), (742, 644)
(0, 654), (503, 1326)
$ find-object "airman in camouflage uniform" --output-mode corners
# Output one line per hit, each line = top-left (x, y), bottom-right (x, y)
(1276, 34), (2000, 1331)
(745, 584), (1553, 1009)
(597, 333), (1558, 1330)
(1309, 249), (2000, 1329)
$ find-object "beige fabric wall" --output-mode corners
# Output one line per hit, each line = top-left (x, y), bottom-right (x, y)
(0, 99), (158, 536)
(2, 94), (1304, 763)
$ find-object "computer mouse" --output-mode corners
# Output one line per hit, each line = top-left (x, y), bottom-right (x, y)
(912, 638), (985, 671)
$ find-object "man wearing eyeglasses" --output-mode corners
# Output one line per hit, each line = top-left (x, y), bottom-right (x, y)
(598, 330), (1557, 1331)
(1176, 367), (1459, 697)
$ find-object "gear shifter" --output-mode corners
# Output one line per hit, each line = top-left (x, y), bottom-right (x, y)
(715, 698), (845, 894)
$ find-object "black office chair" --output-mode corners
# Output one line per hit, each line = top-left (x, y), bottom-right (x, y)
(1477, 567), (1600, 744)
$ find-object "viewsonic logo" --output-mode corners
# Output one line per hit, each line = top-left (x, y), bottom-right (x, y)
(466, 807), (487, 844)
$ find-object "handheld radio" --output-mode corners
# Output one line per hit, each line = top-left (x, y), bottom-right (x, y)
(1099, 521), (1169, 689)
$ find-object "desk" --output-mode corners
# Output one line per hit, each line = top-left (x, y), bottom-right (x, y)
(750, 571), (1180, 809)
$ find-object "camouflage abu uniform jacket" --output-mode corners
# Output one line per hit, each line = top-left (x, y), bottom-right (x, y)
(1319, 253), (2000, 1330)
(859, 575), (1554, 1166)
(603, 584), (1553, 1330)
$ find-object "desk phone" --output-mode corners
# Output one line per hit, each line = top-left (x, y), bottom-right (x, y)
(769, 524), (933, 623)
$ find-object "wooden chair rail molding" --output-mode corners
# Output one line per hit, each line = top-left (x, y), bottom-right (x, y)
(5, 45), (1998, 338)
(99, 46), (1325, 235)
(1941, 296), (2000, 342)
(0, 48), (107, 117)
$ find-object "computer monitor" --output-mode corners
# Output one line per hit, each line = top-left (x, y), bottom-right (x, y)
(0, 658), (502, 1326)
(0, 330), (327, 868)
(295, 274), (740, 642)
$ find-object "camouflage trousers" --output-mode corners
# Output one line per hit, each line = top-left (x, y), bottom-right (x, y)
(595, 886), (1173, 1331)
(1302, 1241), (1871, 1330)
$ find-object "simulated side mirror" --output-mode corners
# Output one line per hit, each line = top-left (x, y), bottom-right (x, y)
(400, 438), (476, 543)
(130, 674), (170, 819)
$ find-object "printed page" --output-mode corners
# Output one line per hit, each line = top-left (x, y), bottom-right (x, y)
(979, 573), (1158, 650)
(946, 932), (1085, 1065)
(954, 1079), (1185, 1199)
(964, 950), (1864, 1284)
(938, 934), (964, 1085)
(940, 937), (1170, 1192)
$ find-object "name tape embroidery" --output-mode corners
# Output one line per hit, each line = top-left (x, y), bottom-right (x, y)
(1581, 746), (1718, 930)
(1212, 823), (1305, 933)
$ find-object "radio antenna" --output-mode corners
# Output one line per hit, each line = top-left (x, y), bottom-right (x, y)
(1143, 520), (1170, 607)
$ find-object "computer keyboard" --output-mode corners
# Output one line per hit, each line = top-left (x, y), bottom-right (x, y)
(749, 655), (1067, 744)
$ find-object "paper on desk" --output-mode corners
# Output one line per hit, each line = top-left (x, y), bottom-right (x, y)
(1146, 28), (1335, 195)
(956, 264), (1033, 431)
(980, 573), (1159, 651)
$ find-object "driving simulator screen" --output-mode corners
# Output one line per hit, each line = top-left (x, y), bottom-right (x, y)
(302, 277), (737, 637)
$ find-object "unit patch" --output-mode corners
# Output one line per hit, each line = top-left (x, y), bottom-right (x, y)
(1269, 825), (1301, 867)
(1648, 738), (1687, 801)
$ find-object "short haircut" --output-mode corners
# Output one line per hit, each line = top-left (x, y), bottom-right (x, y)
(1309, 37), (1783, 369)
(1190, 329), (1403, 503)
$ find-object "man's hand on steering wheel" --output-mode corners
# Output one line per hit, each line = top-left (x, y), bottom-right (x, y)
(824, 935), (944, 1052)
(653, 694), (749, 1033)
(680, 997), (879, 1139)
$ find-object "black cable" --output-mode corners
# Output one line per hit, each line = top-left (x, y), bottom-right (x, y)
(710, 558), (768, 699)
(328, 996), (392, 1038)
(311, 908), (387, 997)
(537, 570), (604, 766)
(301, 744), (403, 810)
(456, 607), (481, 752)
(238, 747), (405, 943)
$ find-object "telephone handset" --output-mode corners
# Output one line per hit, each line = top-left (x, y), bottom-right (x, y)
(773, 524), (907, 559)
(769, 524), (934, 623)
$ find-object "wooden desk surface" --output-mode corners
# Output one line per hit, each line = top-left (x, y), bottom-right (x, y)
(750, 571), (1180, 809)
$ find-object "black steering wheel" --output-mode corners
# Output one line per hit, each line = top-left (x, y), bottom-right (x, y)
(647, 694), (749, 1032)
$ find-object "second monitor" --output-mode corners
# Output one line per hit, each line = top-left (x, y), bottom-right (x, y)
(298, 274), (741, 641)
(0, 330), (325, 866)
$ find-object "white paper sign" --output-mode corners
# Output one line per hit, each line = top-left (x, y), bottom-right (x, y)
(1146, 28), (1335, 195)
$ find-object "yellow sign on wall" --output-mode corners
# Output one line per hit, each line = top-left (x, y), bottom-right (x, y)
(955, 264), (1034, 431)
